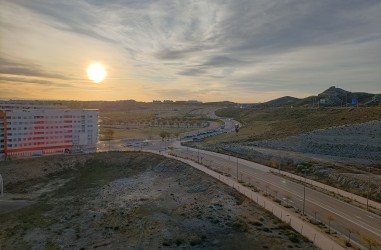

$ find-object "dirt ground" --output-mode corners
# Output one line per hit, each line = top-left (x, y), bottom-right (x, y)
(188, 107), (381, 202)
(248, 120), (381, 162)
(0, 152), (316, 249)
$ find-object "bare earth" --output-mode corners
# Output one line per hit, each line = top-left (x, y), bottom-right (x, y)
(0, 152), (315, 249)
(247, 120), (381, 163)
(207, 120), (381, 201)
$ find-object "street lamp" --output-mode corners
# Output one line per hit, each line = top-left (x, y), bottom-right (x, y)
(302, 169), (307, 216)
(197, 146), (200, 163)
(366, 166), (372, 210)
(236, 156), (239, 181)
(0, 174), (3, 197)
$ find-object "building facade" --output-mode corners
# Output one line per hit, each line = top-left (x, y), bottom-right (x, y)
(0, 104), (98, 160)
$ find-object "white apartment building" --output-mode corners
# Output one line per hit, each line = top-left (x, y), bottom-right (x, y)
(0, 104), (98, 160)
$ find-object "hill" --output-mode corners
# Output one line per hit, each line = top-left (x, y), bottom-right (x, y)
(253, 86), (380, 108)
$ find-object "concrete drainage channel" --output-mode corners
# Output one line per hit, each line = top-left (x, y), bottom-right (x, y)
(158, 151), (346, 250)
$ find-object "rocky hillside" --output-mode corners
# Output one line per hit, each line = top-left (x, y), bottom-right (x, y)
(253, 86), (380, 107)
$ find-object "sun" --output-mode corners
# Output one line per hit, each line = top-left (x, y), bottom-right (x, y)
(87, 63), (107, 83)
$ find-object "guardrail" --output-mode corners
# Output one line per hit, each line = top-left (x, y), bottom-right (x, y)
(164, 153), (345, 250)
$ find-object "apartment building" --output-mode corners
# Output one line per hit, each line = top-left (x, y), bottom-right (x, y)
(0, 104), (98, 160)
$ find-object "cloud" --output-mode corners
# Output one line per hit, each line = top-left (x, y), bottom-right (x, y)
(13, 0), (117, 43)
(0, 76), (53, 85)
(0, 76), (73, 88)
(155, 48), (198, 60)
(177, 68), (206, 76)
(201, 55), (249, 68)
(2, 0), (381, 101)
(0, 58), (72, 80)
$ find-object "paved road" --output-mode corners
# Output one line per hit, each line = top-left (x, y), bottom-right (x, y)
(97, 109), (381, 249)
(172, 144), (381, 249)
(98, 137), (381, 249)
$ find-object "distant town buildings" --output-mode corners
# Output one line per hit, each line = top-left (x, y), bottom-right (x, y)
(0, 102), (98, 160)
(151, 100), (203, 104)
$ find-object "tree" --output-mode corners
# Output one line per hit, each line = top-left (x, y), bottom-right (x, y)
(274, 190), (278, 199)
(265, 184), (269, 195)
(159, 131), (168, 141)
(325, 214), (334, 234)
(284, 194), (291, 207)
(345, 228), (357, 247)
(103, 128), (114, 141)
(362, 234), (380, 250)
(312, 208), (318, 224)
(166, 132), (171, 140)
(103, 129), (114, 152)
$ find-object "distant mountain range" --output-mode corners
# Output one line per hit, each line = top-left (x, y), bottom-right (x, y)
(252, 86), (381, 108)
(3, 86), (380, 108)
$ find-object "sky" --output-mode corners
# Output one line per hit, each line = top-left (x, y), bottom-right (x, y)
(1, 0), (380, 103)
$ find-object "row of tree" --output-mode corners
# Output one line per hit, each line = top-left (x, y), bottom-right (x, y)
(101, 117), (209, 128)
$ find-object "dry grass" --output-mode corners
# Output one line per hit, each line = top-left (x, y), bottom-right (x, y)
(99, 104), (222, 140)
(103, 126), (199, 140)
(0, 152), (316, 249)
(212, 106), (381, 143)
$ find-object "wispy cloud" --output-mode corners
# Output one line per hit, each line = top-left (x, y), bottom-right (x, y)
(1, 0), (380, 101)
(0, 76), (73, 88)
(0, 58), (72, 80)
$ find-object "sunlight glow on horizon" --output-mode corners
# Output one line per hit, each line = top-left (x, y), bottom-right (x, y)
(87, 63), (107, 83)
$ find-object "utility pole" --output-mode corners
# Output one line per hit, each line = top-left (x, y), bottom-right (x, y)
(367, 166), (371, 210)
(236, 156), (239, 181)
(197, 146), (200, 163)
(0, 174), (3, 197)
(345, 93), (348, 107)
(303, 169), (306, 216)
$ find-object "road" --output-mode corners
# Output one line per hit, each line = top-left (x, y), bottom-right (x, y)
(171, 144), (381, 249)
(98, 117), (239, 152)
(97, 109), (381, 249)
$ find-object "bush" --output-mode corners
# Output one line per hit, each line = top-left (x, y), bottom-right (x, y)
(162, 239), (172, 246)
(288, 233), (300, 243)
(189, 236), (202, 246)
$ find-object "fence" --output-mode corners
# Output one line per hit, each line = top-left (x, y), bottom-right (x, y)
(164, 153), (345, 250)
(277, 169), (381, 211)
(188, 147), (381, 211)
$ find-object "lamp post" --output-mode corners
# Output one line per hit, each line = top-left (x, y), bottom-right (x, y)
(0, 174), (3, 197)
(197, 146), (200, 163)
(302, 169), (306, 216)
(366, 166), (371, 210)
(236, 156), (239, 181)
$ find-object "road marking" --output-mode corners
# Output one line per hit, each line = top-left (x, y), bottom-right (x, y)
(367, 215), (373, 219)
(175, 146), (381, 239)
(356, 216), (361, 219)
